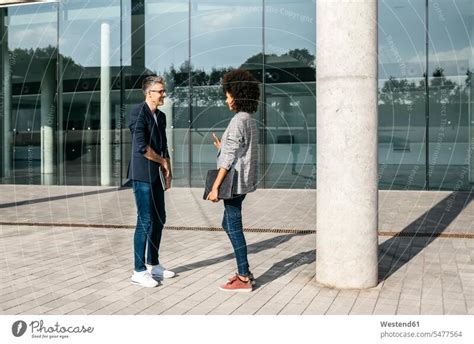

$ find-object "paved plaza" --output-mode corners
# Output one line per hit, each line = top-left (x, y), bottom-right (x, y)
(0, 185), (473, 315)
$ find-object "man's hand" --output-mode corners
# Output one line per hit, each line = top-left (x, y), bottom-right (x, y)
(144, 146), (172, 190)
(164, 158), (172, 190)
(160, 159), (170, 178)
(144, 146), (164, 164)
(165, 176), (172, 190)
(143, 146), (156, 162)
(161, 159), (172, 191)
(144, 146), (169, 172)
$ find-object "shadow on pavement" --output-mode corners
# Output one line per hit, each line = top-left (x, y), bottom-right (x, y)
(172, 232), (311, 274)
(244, 192), (472, 287)
(378, 191), (473, 282)
(0, 187), (127, 209)
(254, 249), (315, 289)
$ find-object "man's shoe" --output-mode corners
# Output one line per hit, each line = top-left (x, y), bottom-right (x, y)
(131, 271), (159, 288)
(150, 264), (176, 279)
(220, 274), (252, 293)
(228, 272), (255, 286)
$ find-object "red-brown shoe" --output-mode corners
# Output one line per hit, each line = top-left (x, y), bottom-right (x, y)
(219, 274), (253, 292)
(228, 272), (255, 286)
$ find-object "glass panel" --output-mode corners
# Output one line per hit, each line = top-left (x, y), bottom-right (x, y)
(190, 85), (226, 187)
(378, 0), (426, 190)
(59, 0), (122, 186)
(264, 0), (316, 189)
(122, 0), (189, 186)
(265, 83), (316, 188)
(1, 3), (58, 185)
(190, 0), (263, 187)
(428, 0), (473, 190)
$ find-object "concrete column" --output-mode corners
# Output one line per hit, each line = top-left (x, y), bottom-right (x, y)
(40, 61), (55, 184)
(159, 97), (174, 168)
(316, 0), (379, 289)
(2, 12), (12, 179)
(100, 22), (112, 186)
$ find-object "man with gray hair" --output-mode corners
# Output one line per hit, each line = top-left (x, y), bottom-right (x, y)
(127, 75), (175, 287)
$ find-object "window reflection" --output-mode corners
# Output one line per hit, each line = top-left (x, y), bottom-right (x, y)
(189, 0), (263, 187)
(264, 0), (316, 189)
(3, 0), (471, 191)
(1, 3), (58, 185)
(428, 0), (472, 190)
(123, 0), (190, 186)
(60, 0), (122, 186)
(378, 0), (426, 190)
(0, 0), (318, 189)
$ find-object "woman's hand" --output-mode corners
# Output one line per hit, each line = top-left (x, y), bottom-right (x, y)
(206, 188), (219, 202)
(212, 133), (221, 150)
(207, 168), (227, 202)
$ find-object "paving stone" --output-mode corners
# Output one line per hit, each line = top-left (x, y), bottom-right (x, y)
(350, 297), (377, 315)
(208, 302), (242, 315)
(1, 186), (474, 315)
(303, 300), (332, 315)
(373, 303), (397, 315)
(255, 302), (287, 315)
(278, 302), (308, 315)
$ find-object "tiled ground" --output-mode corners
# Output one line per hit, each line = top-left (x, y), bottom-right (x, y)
(1, 185), (474, 236)
(1, 224), (472, 315)
(1, 185), (473, 315)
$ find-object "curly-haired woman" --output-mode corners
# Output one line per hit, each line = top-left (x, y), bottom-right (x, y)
(206, 69), (259, 292)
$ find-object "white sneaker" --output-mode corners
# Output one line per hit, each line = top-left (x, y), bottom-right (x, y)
(150, 264), (176, 279)
(131, 271), (159, 288)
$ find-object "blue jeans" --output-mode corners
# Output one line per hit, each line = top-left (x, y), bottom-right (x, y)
(222, 194), (250, 276)
(132, 180), (166, 272)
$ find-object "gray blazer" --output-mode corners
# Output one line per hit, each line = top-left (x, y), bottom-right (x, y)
(217, 111), (258, 195)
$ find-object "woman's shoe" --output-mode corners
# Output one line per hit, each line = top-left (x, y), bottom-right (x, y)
(228, 272), (255, 286)
(220, 274), (253, 292)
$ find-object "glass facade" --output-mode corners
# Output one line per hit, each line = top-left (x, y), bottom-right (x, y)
(427, 0), (473, 190)
(378, 0), (426, 190)
(379, 0), (474, 190)
(59, 0), (123, 185)
(1, 2), (58, 185)
(0, 0), (473, 190)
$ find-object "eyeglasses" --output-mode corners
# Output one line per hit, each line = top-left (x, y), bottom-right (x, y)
(149, 89), (166, 95)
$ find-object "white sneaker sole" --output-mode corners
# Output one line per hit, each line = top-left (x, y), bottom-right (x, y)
(131, 280), (158, 288)
(151, 272), (176, 279)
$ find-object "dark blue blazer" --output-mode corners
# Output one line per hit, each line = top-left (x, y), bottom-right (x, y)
(127, 102), (170, 183)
